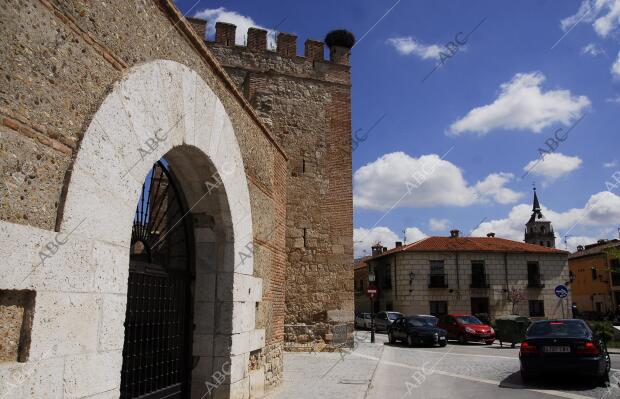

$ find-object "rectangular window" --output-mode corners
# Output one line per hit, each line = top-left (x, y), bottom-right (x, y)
(429, 301), (448, 317)
(471, 261), (488, 288)
(382, 265), (392, 289)
(527, 262), (543, 287)
(429, 260), (446, 288)
(591, 267), (598, 281)
(529, 300), (545, 317)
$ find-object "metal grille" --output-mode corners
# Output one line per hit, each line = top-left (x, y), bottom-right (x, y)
(121, 161), (193, 399)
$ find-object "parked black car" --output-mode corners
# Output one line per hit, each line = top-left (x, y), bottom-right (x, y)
(388, 315), (448, 347)
(519, 319), (610, 384)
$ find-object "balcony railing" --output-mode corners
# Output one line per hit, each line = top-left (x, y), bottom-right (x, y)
(470, 273), (490, 288)
(428, 274), (448, 288)
(527, 274), (545, 288)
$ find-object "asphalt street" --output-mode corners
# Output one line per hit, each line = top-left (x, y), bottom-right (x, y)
(265, 331), (620, 399)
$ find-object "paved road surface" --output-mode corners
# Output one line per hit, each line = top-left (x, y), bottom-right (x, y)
(265, 332), (620, 399)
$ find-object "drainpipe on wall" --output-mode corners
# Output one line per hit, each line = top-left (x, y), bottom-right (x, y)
(455, 252), (460, 298)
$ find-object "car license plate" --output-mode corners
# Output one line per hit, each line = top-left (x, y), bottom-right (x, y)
(439, 336), (446, 340)
(543, 346), (570, 353)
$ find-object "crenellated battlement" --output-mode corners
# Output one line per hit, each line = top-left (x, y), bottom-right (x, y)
(187, 17), (352, 66)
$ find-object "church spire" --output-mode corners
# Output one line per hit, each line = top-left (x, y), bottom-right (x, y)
(532, 187), (540, 211)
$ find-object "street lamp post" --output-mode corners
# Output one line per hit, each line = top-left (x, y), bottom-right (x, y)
(369, 270), (376, 343)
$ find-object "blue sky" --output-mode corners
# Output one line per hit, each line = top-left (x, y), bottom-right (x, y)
(174, 0), (620, 257)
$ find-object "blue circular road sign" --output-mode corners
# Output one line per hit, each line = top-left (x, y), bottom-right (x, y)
(554, 284), (569, 299)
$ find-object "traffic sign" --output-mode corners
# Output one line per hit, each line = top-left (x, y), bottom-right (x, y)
(554, 284), (568, 299)
(366, 285), (378, 297)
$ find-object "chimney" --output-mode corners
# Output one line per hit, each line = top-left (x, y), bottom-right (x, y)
(395, 241), (402, 247)
(371, 243), (383, 256)
(383, 246), (388, 253)
(215, 22), (236, 46)
(324, 29), (355, 66)
(486, 232), (495, 238)
(187, 17), (207, 40)
(450, 229), (460, 238)
(247, 28), (267, 51)
(577, 245), (584, 251)
(277, 32), (297, 56)
(304, 39), (324, 61)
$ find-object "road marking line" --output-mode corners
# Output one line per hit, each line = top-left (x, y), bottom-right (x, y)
(409, 348), (517, 360)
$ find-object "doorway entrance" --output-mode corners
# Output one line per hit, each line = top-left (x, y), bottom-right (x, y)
(120, 160), (194, 398)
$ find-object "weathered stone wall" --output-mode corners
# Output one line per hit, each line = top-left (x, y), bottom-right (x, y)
(203, 23), (354, 348)
(369, 251), (571, 319)
(0, 0), (287, 397)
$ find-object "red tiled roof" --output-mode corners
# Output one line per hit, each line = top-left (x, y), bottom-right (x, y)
(369, 236), (567, 260)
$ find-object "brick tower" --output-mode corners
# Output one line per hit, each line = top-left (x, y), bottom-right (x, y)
(190, 19), (355, 349)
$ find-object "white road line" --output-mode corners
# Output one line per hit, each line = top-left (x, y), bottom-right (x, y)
(409, 347), (518, 360)
(349, 351), (598, 399)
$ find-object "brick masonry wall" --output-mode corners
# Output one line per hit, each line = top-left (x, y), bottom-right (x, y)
(369, 251), (571, 319)
(0, 0), (287, 394)
(205, 27), (354, 348)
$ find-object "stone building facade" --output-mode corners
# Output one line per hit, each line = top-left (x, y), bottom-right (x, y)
(0, 1), (353, 398)
(194, 20), (355, 348)
(365, 232), (571, 320)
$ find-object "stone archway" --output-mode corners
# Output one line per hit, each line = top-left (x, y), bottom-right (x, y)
(54, 60), (263, 398)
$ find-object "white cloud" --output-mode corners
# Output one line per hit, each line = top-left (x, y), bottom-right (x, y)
(194, 7), (276, 48)
(353, 152), (523, 210)
(474, 173), (525, 204)
(581, 43), (605, 56)
(354, 226), (427, 258)
(429, 218), (450, 232)
(523, 153), (583, 182)
(386, 37), (443, 60)
(471, 191), (620, 245)
(448, 72), (590, 135)
(612, 51), (620, 79)
(565, 236), (599, 252)
(561, 0), (620, 38)
(405, 227), (428, 243)
(604, 160), (618, 168)
(607, 95), (620, 103)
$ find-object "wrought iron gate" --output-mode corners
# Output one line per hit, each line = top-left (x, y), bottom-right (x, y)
(121, 161), (194, 399)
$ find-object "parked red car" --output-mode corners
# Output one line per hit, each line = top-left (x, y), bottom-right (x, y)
(438, 314), (495, 344)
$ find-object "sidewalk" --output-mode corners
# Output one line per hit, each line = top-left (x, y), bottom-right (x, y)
(264, 340), (383, 399)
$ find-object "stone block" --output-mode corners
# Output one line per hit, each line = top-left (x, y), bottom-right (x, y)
(0, 356), (63, 399)
(98, 294), (127, 351)
(29, 292), (99, 359)
(249, 368), (265, 398)
(217, 273), (263, 302)
(63, 351), (122, 398)
(92, 240), (129, 294)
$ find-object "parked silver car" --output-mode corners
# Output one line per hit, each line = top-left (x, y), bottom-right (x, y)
(374, 311), (404, 332)
(355, 312), (372, 329)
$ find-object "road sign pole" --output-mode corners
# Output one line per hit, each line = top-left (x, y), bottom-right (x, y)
(370, 295), (375, 343)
